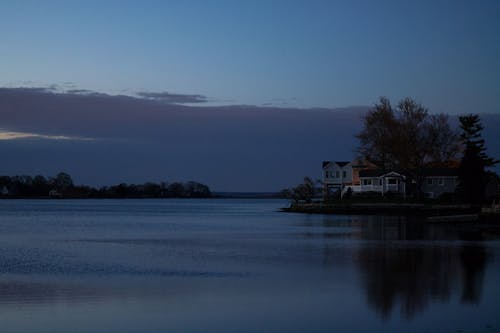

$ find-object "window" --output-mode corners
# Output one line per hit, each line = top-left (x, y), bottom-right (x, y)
(387, 178), (397, 185)
(336, 171), (339, 178)
(342, 171), (347, 178)
(362, 179), (372, 185)
(379, 179), (383, 186)
(438, 178), (444, 186)
(427, 178), (433, 185)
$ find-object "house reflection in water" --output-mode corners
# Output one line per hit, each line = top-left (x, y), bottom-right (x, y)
(352, 216), (491, 320)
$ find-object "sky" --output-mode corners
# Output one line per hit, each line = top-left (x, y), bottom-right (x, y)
(0, 1), (499, 191)
(1, 0), (499, 112)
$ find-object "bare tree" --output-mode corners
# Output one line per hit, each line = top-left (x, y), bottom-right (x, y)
(356, 97), (396, 170)
(283, 177), (320, 204)
(427, 114), (460, 166)
(357, 97), (460, 197)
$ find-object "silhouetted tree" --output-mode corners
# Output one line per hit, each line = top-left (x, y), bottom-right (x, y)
(184, 181), (211, 197)
(357, 97), (460, 197)
(457, 114), (498, 204)
(32, 175), (49, 196)
(52, 172), (74, 191)
(143, 182), (161, 197)
(167, 182), (185, 197)
(356, 97), (396, 170)
(0, 172), (211, 199)
(284, 177), (320, 204)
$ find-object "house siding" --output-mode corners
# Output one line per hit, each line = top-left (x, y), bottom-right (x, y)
(323, 163), (353, 185)
(421, 177), (457, 198)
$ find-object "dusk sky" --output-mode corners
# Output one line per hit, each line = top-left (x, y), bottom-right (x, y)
(2, 0), (499, 112)
(1, 1), (499, 191)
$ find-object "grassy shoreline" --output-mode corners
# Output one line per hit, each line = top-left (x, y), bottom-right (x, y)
(280, 202), (500, 220)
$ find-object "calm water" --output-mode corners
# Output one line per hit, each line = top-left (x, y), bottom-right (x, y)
(0, 199), (499, 333)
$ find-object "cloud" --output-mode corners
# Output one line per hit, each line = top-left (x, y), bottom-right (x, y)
(66, 89), (95, 94)
(137, 91), (208, 104)
(4, 86), (498, 191)
(0, 130), (93, 141)
(0, 87), (369, 190)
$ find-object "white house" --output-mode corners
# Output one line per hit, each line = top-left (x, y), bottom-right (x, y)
(358, 169), (406, 196)
(322, 159), (375, 196)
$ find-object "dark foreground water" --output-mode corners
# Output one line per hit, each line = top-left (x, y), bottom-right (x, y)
(0, 199), (499, 333)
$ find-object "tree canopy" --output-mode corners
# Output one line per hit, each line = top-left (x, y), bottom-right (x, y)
(357, 97), (460, 172)
(0, 172), (212, 199)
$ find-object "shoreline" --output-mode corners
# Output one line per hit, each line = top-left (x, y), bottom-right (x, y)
(281, 202), (500, 222)
(281, 202), (477, 215)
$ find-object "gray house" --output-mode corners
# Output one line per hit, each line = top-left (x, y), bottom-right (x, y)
(420, 168), (459, 198)
(357, 168), (459, 198)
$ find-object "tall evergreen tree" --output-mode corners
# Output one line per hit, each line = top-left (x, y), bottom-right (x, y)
(458, 114), (498, 204)
(459, 114), (496, 167)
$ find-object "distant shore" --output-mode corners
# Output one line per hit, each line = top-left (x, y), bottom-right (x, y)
(0, 192), (285, 200)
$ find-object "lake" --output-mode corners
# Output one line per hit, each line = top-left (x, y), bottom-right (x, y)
(0, 199), (499, 333)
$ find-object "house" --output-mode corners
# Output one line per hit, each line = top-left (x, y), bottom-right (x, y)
(420, 168), (459, 198)
(358, 170), (407, 196)
(358, 168), (458, 197)
(323, 160), (459, 198)
(322, 159), (375, 197)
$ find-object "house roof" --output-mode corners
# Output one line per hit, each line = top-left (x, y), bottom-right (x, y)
(359, 169), (405, 178)
(422, 168), (459, 177)
(322, 161), (351, 169)
(359, 168), (459, 178)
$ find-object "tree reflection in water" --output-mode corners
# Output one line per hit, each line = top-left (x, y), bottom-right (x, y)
(351, 216), (492, 320)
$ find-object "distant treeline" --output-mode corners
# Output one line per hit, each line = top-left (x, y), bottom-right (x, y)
(0, 172), (212, 198)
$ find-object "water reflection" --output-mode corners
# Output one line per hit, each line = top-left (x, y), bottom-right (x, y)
(0, 199), (498, 332)
(350, 216), (492, 320)
(460, 244), (487, 304)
